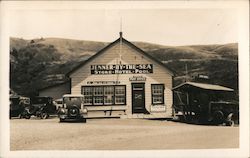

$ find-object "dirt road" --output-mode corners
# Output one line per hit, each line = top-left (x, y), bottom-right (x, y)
(10, 118), (239, 150)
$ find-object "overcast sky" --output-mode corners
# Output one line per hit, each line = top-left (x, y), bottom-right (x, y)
(8, 7), (238, 46)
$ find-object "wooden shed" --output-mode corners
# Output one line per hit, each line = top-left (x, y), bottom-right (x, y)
(172, 81), (238, 124)
(38, 81), (71, 100)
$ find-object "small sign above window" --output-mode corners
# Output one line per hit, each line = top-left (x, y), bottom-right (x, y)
(129, 76), (146, 82)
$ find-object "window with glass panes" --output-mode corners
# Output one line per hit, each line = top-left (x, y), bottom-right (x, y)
(83, 86), (92, 105)
(151, 84), (164, 105)
(115, 86), (126, 104)
(104, 86), (114, 105)
(81, 85), (126, 105)
(93, 86), (103, 105)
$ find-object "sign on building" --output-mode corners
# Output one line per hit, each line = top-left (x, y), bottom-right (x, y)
(91, 64), (153, 75)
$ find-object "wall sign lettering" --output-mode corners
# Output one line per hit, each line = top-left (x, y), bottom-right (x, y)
(90, 64), (153, 75)
(86, 81), (121, 85)
(151, 105), (166, 112)
(129, 76), (146, 81)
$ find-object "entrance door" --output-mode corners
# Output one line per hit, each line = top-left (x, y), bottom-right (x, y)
(132, 83), (145, 113)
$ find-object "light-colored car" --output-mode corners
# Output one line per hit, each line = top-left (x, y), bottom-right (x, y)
(57, 94), (87, 122)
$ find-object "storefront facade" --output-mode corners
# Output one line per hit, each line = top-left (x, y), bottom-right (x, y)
(68, 33), (174, 118)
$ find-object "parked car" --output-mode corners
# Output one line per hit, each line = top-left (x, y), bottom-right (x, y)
(208, 101), (239, 126)
(23, 96), (57, 119)
(10, 96), (30, 119)
(53, 98), (63, 110)
(58, 94), (87, 122)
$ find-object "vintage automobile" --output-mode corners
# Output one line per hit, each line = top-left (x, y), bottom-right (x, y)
(208, 101), (239, 125)
(173, 82), (239, 126)
(23, 96), (57, 119)
(9, 96), (30, 119)
(57, 94), (88, 122)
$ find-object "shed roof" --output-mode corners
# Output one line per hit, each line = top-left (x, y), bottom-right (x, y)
(173, 82), (234, 92)
(67, 34), (175, 76)
(38, 81), (70, 92)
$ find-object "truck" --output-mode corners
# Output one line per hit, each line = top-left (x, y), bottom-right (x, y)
(173, 82), (239, 126)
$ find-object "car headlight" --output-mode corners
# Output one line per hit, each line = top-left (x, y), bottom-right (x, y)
(82, 108), (88, 114)
(58, 108), (66, 114)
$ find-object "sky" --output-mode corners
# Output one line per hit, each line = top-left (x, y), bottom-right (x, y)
(8, 7), (238, 46)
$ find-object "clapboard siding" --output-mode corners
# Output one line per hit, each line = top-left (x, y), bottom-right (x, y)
(70, 39), (173, 118)
(39, 82), (70, 100)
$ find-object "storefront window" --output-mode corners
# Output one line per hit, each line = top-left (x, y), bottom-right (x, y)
(151, 84), (164, 105)
(93, 87), (103, 105)
(83, 87), (92, 105)
(115, 86), (126, 104)
(104, 86), (114, 105)
(82, 85), (126, 105)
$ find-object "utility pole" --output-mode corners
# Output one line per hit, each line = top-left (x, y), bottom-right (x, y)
(185, 63), (188, 82)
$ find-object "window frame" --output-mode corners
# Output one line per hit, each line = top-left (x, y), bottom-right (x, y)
(103, 86), (115, 105)
(151, 84), (165, 105)
(81, 85), (126, 106)
(114, 85), (127, 105)
(82, 86), (93, 105)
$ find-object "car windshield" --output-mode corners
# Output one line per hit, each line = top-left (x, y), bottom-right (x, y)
(63, 97), (82, 107)
(31, 97), (49, 104)
(55, 100), (62, 104)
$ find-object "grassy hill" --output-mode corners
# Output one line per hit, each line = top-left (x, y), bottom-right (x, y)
(10, 37), (238, 97)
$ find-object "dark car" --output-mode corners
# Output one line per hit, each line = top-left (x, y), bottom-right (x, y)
(23, 96), (57, 119)
(10, 96), (30, 119)
(208, 101), (239, 126)
(58, 94), (88, 122)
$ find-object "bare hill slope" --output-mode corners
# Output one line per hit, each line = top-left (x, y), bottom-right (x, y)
(10, 37), (238, 96)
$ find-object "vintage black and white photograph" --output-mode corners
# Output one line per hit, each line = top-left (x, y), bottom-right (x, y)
(0, 1), (249, 158)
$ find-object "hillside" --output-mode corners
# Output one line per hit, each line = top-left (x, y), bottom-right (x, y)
(10, 37), (238, 96)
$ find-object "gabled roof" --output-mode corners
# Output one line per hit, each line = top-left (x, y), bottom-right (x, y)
(67, 36), (175, 76)
(173, 82), (234, 92)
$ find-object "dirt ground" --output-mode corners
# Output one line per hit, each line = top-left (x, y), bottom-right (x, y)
(10, 117), (239, 150)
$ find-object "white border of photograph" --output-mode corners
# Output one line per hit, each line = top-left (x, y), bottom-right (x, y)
(0, 1), (249, 158)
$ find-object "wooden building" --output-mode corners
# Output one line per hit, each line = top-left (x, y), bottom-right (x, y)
(67, 32), (174, 118)
(38, 81), (70, 100)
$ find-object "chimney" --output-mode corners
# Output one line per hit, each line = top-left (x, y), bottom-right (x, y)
(119, 31), (123, 38)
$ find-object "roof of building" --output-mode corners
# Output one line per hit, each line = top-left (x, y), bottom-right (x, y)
(63, 94), (84, 98)
(67, 33), (175, 76)
(172, 82), (234, 92)
(38, 80), (70, 92)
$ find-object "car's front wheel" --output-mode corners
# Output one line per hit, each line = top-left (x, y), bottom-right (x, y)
(41, 112), (49, 119)
(68, 107), (79, 117)
(212, 110), (224, 125)
(25, 115), (31, 119)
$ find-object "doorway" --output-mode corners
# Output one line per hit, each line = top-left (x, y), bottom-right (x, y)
(132, 83), (145, 113)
